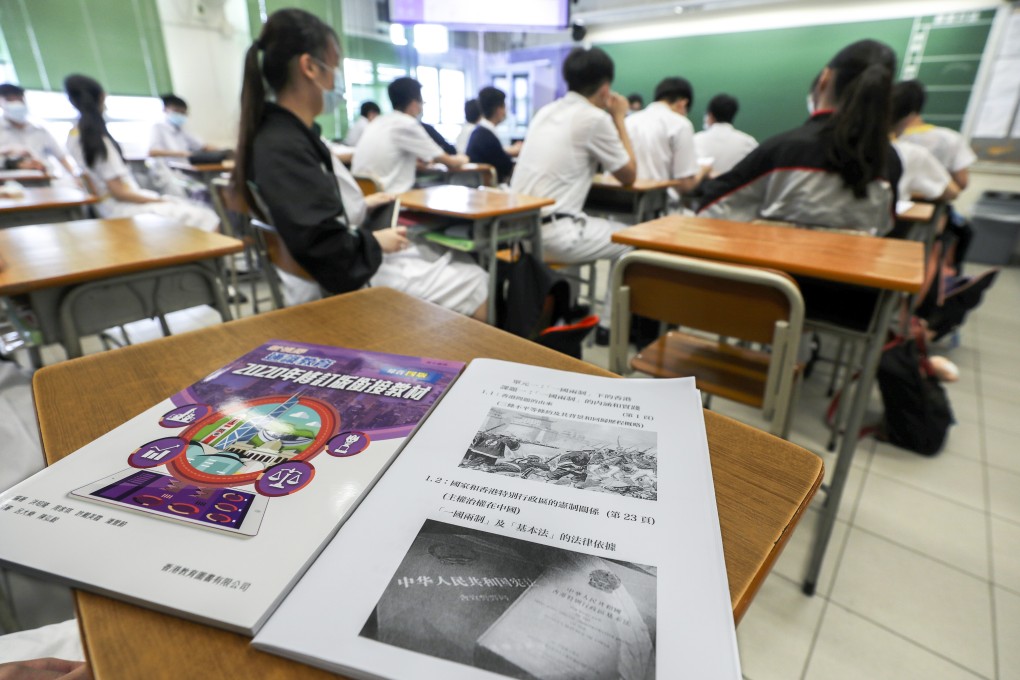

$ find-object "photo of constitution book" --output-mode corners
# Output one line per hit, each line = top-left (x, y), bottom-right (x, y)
(360, 519), (657, 680)
(460, 407), (658, 500)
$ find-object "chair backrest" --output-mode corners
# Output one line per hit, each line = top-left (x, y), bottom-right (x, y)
(354, 174), (383, 196)
(447, 163), (496, 188)
(613, 250), (802, 346)
(244, 181), (315, 308)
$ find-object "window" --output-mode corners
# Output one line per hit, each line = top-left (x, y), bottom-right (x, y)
(417, 66), (440, 125)
(439, 69), (466, 126)
(513, 74), (530, 125)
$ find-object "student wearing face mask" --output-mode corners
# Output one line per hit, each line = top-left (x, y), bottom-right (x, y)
(149, 94), (219, 158)
(0, 83), (79, 182)
(64, 74), (220, 231)
(233, 9), (488, 318)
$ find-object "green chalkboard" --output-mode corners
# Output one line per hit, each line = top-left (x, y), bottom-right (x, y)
(599, 10), (994, 143)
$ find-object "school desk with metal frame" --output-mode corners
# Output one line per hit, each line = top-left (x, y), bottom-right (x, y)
(0, 186), (98, 228)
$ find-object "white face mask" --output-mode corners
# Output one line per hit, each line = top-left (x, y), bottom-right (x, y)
(3, 101), (28, 123)
(314, 58), (345, 112)
(806, 94), (816, 115)
(702, 115), (710, 130)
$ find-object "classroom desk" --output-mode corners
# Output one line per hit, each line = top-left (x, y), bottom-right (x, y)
(399, 185), (555, 321)
(585, 173), (675, 224)
(0, 169), (51, 185)
(31, 287), (823, 679)
(0, 187), (98, 228)
(897, 200), (936, 223)
(0, 215), (242, 361)
(166, 159), (235, 176)
(612, 215), (923, 595)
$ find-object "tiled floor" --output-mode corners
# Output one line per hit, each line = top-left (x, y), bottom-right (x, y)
(4, 264), (1017, 678)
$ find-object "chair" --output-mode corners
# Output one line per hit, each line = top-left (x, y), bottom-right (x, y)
(447, 163), (497, 188)
(609, 250), (804, 438)
(245, 181), (319, 310)
(354, 174), (383, 196)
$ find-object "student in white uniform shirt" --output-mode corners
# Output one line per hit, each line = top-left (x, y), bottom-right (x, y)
(63, 75), (219, 232)
(455, 98), (480, 154)
(0, 83), (79, 184)
(694, 94), (758, 177)
(352, 77), (468, 193)
(625, 77), (707, 195)
(148, 94), (210, 158)
(343, 101), (379, 147)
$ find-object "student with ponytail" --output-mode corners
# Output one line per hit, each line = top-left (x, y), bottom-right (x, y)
(698, 39), (902, 235)
(231, 8), (487, 317)
(63, 74), (219, 231)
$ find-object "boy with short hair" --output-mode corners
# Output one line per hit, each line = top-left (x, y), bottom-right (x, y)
(0, 83), (78, 180)
(625, 77), (707, 193)
(466, 87), (518, 183)
(694, 94), (758, 177)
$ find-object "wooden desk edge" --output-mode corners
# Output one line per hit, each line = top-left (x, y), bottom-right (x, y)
(0, 194), (99, 213)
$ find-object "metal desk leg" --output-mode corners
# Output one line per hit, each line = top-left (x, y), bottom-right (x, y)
(803, 289), (899, 595)
(485, 217), (499, 324)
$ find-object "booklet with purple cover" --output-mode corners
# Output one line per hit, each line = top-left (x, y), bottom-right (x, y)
(0, 340), (463, 634)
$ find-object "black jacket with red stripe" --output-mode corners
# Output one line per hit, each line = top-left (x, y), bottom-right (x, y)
(697, 112), (903, 236)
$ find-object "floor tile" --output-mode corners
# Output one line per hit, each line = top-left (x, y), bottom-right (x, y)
(980, 396), (1020, 435)
(989, 466), (1020, 524)
(978, 371), (1020, 405)
(804, 604), (984, 680)
(770, 508), (849, 597)
(996, 586), (1020, 680)
(810, 452), (868, 521)
(870, 441), (986, 511)
(736, 576), (826, 680)
(940, 418), (983, 463)
(829, 529), (994, 677)
(854, 473), (989, 579)
(986, 425), (1020, 474)
(992, 516), (1020, 595)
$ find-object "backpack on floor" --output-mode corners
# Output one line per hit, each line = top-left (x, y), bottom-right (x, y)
(876, 320), (954, 456)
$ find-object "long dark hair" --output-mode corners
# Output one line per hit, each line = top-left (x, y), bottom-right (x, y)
(64, 74), (121, 169)
(822, 40), (896, 198)
(231, 8), (337, 206)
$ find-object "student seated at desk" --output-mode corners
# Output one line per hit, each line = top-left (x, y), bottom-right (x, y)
(625, 77), (708, 194)
(894, 79), (974, 270)
(63, 75), (219, 231)
(343, 101), (379, 147)
(510, 46), (635, 265)
(352, 77), (468, 193)
(699, 39), (902, 236)
(148, 94), (215, 158)
(466, 87), (519, 184)
(694, 94), (758, 177)
(455, 98), (480, 154)
(0, 83), (79, 185)
(234, 9), (487, 319)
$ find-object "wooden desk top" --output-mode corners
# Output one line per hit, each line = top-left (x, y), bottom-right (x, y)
(0, 215), (243, 296)
(0, 168), (51, 184)
(897, 200), (937, 223)
(167, 159), (235, 173)
(32, 288), (821, 679)
(0, 186), (98, 214)
(591, 173), (677, 192)
(400, 185), (554, 219)
(613, 215), (924, 293)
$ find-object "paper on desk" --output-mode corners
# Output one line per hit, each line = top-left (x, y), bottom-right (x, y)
(896, 199), (915, 215)
(254, 359), (741, 679)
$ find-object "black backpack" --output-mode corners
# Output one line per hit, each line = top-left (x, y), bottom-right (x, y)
(876, 322), (954, 456)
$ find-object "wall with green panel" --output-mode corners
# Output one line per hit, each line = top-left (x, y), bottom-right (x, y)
(0, 0), (172, 95)
(599, 11), (993, 142)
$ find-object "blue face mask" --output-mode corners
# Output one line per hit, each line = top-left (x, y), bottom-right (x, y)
(167, 111), (187, 129)
(3, 101), (28, 123)
(314, 58), (345, 112)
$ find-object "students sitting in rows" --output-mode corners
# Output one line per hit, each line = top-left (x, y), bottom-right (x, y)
(627, 93), (644, 114)
(343, 101), (379, 147)
(466, 87), (518, 184)
(890, 99), (958, 203)
(699, 39), (902, 236)
(0, 83), (79, 184)
(455, 98), (480, 154)
(694, 94), (758, 177)
(63, 74), (219, 231)
(625, 77), (707, 195)
(234, 9), (487, 319)
(352, 77), (468, 193)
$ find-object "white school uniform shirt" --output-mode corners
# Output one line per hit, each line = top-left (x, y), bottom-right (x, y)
(899, 124), (976, 173)
(624, 101), (699, 182)
(343, 116), (370, 147)
(66, 131), (140, 215)
(510, 91), (630, 216)
(455, 122), (476, 154)
(0, 116), (66, 165)
(693, 122), (758, 176)
(892, 139), (952, 201)
(351, 111), (444, 194)
(149, 119), (203, 155)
